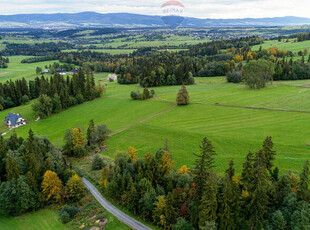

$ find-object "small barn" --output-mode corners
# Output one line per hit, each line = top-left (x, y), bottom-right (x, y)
(4, 113), (28, 128)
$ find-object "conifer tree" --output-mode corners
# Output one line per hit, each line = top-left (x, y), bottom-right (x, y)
(297, 160), (310, 201)
(87, 119), (95, 146)
(218, 159), (241, 230)
(199, 171), (218, 228)
(193, 137), (216, 200)
(262, 136), (276, 174)
(247, 150), (270, 229)
(0, 135), (6, 180)
(5, 153), (20, 181)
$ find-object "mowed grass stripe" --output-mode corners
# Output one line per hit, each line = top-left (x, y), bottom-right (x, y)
(104, 103), (310, 173)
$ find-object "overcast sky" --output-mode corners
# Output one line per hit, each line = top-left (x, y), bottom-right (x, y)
(1, 0), (309, 19)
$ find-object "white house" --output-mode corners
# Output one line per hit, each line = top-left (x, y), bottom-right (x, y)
(107, 74), (117, 82)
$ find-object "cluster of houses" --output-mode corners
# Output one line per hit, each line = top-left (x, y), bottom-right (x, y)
(43, 68), (79, 75)
(107, 74), (117, 82)
(4, 113), (28, 129)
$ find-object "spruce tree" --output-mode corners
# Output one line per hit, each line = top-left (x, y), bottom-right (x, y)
(198, 171), (218, 228)
(247, 150), (270, 229)
(87, 119), (96, 146)
(297, 160), (310, 201)
(5, 153), (20, 181)
(193, 137), (217, 200)
(218, 159), (241, 230)
(262, 136), (276, 174)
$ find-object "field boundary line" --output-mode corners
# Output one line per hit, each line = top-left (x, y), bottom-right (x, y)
(110, 104), (176, 136)
(192, 102), (310, 114)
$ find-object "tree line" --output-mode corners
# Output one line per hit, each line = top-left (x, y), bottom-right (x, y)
(0, 56), (9, 68)
(0, 69), (103, 112)
(98, 137), (310, 229)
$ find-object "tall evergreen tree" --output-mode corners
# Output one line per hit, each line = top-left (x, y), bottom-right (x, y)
(87, 119), (96, 146)
(247, 150), (271, 230)
(297, 160), (310, 202)
(262, 136), (276, 174)
(199, 171), (218, 228)
(5, 153), (20, 181)
(193, 137), (217, 200)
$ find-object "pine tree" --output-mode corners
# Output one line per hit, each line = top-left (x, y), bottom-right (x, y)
(218, 159), (241, 230)
(247, 150), (271, 229)
(193, 137), (216, 200)
(262, 136), (276, 174)
(199, 171), (218, 228)
(87, 119), (95, 146)
(297, 160), (310, 201)
(241, 151), (255, 186)
(127, 185), (139, 215)
(5, 153), (20, 181)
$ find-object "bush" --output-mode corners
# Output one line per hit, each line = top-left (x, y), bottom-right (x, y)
(130, 88), (154, 100)
(60, 211), (70, 224)
(92, 154), (106, 170)
(226, 71), (243, 83)
(130, 91), (138, 100)
(60, 205), (79, 219)
(20, 95), (30, 104)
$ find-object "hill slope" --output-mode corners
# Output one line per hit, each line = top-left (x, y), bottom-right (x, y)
(0, 12), (310, 28)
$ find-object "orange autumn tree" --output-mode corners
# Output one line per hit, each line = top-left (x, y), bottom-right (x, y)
(42, 170), (63, 202)
(158, 151), (175, 177)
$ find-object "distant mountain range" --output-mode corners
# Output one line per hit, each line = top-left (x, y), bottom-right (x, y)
(0, 12), (310, 28)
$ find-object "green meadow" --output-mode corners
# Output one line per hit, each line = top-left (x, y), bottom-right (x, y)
(1, 77), (310, 174)
(0, 56), (60, 82)
(252, 39), (310, 54)
(0, 209), (68, 230)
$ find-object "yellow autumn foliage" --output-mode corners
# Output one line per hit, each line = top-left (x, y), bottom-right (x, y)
(41, 170), (63, 202)
(128, 146), (137, 162)
(178, 165), (189, 174)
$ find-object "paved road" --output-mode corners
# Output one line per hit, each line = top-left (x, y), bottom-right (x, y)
(82, 177), (152, 230)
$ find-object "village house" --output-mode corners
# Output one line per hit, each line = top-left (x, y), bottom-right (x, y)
(4, 113), (28, 128)
(107, 74), (117, 82)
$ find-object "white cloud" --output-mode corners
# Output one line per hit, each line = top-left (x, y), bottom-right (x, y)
(0, 0), (309, 19)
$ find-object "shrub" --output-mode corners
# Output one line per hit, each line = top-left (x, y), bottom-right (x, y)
(92, 154), (105, 170)
(130, 91), (138, 100)
(60, 211), (70, 223)
(60, 205), (79, 219)
(226, 71), (243, 83)
(20, 95), (30, 104)
(130, 88), (154, 100)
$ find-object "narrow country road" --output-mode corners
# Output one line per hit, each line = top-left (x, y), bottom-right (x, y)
(82, 178), (152, 230)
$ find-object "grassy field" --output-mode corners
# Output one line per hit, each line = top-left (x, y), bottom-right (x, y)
(0, 56), (60, 82)
(0, 209), (68, 230)
(1, 77), (310, 174)
(252, 39), (310, 55)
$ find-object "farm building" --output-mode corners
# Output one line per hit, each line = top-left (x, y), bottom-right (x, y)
(44, 69), (50, 74)
(107, 74), (117, 82)
(4, 113), (28, 128)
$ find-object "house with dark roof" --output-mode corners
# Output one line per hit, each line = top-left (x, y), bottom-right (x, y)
(4, 113), (28, 128)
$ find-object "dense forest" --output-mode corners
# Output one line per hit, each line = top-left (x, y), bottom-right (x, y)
(0, 69), (102, 112)
(98, 137), (310, 230)
(0, 42), (75, 56)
